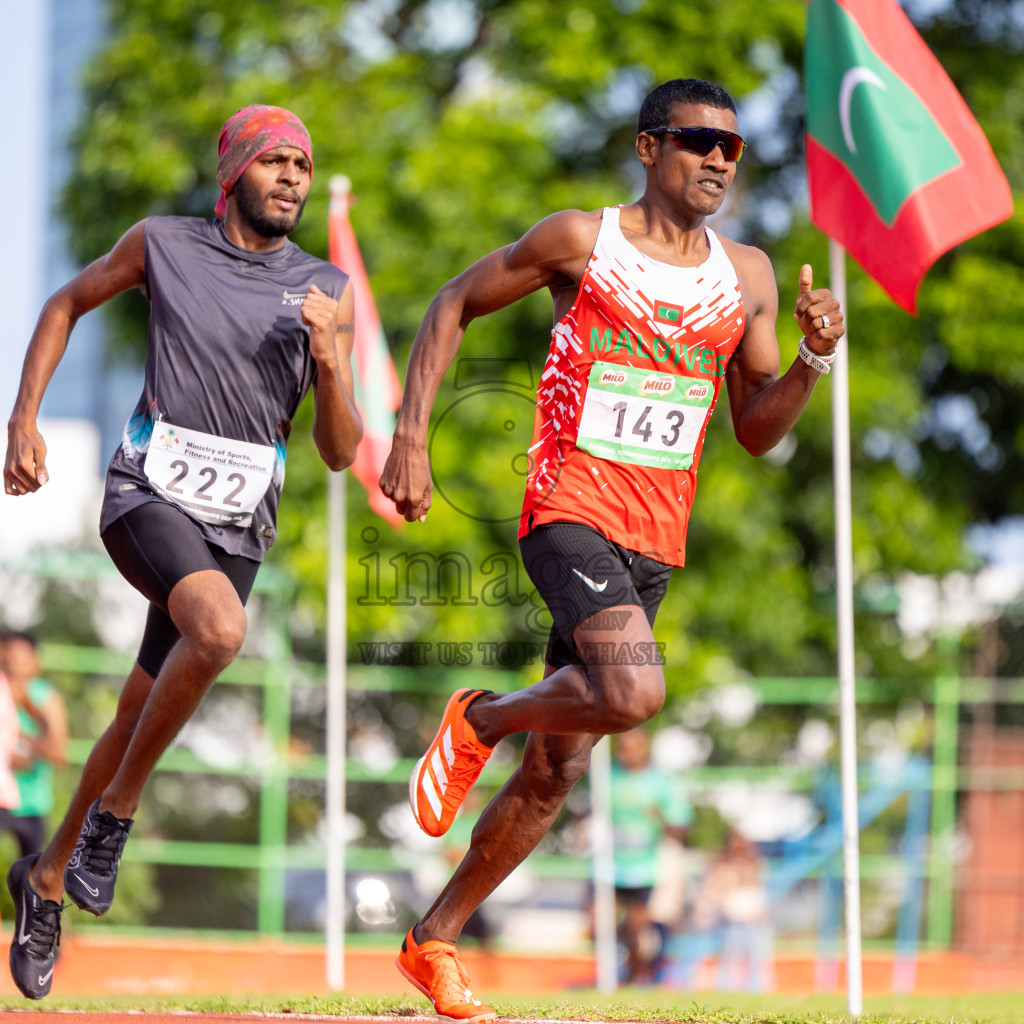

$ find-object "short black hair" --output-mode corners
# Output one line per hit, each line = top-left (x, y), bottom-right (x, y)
(1, 629), (38, 649)
(637, 78), (737, 134)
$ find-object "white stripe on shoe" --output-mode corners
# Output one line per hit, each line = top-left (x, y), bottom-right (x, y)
(415, 720), (463, 831)
(442, 724), (455, 769)
(430, 747), (449, 793)
(421, 763), (444, 819)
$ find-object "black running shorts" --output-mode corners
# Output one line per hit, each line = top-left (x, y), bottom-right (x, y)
(101, 501), (260, 679)
(518, 521), (673, 669)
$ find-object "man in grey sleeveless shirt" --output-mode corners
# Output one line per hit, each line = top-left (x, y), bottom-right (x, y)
(3, 104), (363, 999)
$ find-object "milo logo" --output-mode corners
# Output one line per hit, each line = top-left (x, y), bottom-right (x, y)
(686, 382), (711, 401)
(599, 368), (628, 387)
(640, 374), (674, 396)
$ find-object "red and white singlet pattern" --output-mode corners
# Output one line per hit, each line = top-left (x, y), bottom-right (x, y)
(519, 207), (745, 566)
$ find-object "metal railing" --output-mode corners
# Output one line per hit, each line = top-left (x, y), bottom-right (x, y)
(30, 639), (1010, 949)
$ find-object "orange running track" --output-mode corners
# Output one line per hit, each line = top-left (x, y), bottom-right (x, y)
(3, 932), (1024, 1001)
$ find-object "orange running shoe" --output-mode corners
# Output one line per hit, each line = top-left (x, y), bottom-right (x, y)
(396, 927), (495, 1023)
(410, 688), (494, 838)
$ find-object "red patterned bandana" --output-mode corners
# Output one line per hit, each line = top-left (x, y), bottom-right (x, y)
(215, 104), (313, 217)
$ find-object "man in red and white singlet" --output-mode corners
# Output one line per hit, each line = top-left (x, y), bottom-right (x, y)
(522, 202), (745, 566)
(382, 78), (844, 1019)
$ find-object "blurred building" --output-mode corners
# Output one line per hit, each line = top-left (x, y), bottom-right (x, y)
(1, 0), (136, 555)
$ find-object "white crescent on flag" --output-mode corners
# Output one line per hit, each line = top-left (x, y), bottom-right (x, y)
(838, 66), (887, 154)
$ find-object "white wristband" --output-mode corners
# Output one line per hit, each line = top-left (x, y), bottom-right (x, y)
(798, 338), (835, 375)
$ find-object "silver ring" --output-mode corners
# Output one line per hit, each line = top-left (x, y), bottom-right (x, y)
(821, 313), (831, 329)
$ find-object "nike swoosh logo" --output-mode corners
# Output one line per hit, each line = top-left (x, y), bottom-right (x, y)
(282, 290), (306, 300)
(38, 967), (54, 985)
(572, 568), (608, 592)
(18, 893), (32, 944)
(73, 874), (100, 897)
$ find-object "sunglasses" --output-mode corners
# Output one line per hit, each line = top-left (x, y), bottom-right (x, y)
(642, 125), (746, 163)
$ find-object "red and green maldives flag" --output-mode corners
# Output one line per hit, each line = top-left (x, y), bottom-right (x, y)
(328, 177), (403, 524)
(804, 0), (1012, 313)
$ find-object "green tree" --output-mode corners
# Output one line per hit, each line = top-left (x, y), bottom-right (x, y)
(62, 0), (1023, 702)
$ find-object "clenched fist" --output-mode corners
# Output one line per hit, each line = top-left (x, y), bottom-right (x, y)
(301, 283), (340, 364)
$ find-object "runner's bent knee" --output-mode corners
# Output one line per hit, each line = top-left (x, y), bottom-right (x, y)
(574, 599), (666, 731)
(587, 665), (665, 731)
(187, 606), (246, 666)
(170, 575), (247, 666)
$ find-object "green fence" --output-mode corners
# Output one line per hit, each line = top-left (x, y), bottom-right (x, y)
(6, 548), (1016, 949)
(34, 641), (1016, 948)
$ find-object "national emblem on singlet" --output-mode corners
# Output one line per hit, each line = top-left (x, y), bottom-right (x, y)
(518, 206), (746, 567)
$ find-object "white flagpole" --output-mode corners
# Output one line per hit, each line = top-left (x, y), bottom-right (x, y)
(590, 736), (618, 993)
(829, 238), (863, 1017)
(326, 468), (347, 989)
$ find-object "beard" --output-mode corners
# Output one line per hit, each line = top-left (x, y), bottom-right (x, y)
(232, 176), (307, 238)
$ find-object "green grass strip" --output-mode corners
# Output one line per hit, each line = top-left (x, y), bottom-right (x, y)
(5, 989), (1024, 1023)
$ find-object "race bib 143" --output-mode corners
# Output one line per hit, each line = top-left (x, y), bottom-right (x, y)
(575, 361), (714, 470)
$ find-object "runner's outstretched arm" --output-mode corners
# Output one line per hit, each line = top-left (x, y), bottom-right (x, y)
(725, 258), (845, 456)
(10, 697), (50, 768)
(303, 281), (363, 470)
(11, 690), (68, 772)
(31, 688), (69, 770)
(4, 221), (148, 496)
(380, 209), (598, 521)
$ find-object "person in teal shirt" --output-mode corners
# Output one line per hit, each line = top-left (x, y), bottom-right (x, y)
(611, 727), (692, 984)
(0, 632), (68, 858)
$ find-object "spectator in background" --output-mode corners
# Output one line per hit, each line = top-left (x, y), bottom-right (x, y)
(0, 632), (68, 859)
(691, 828), (773, 992)
(610, 726), (692, 984)
(0, 656), (22, 817)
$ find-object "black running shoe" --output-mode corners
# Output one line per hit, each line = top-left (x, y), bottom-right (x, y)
(63, 798), (133, 915)
(7, 854), (63, 999)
